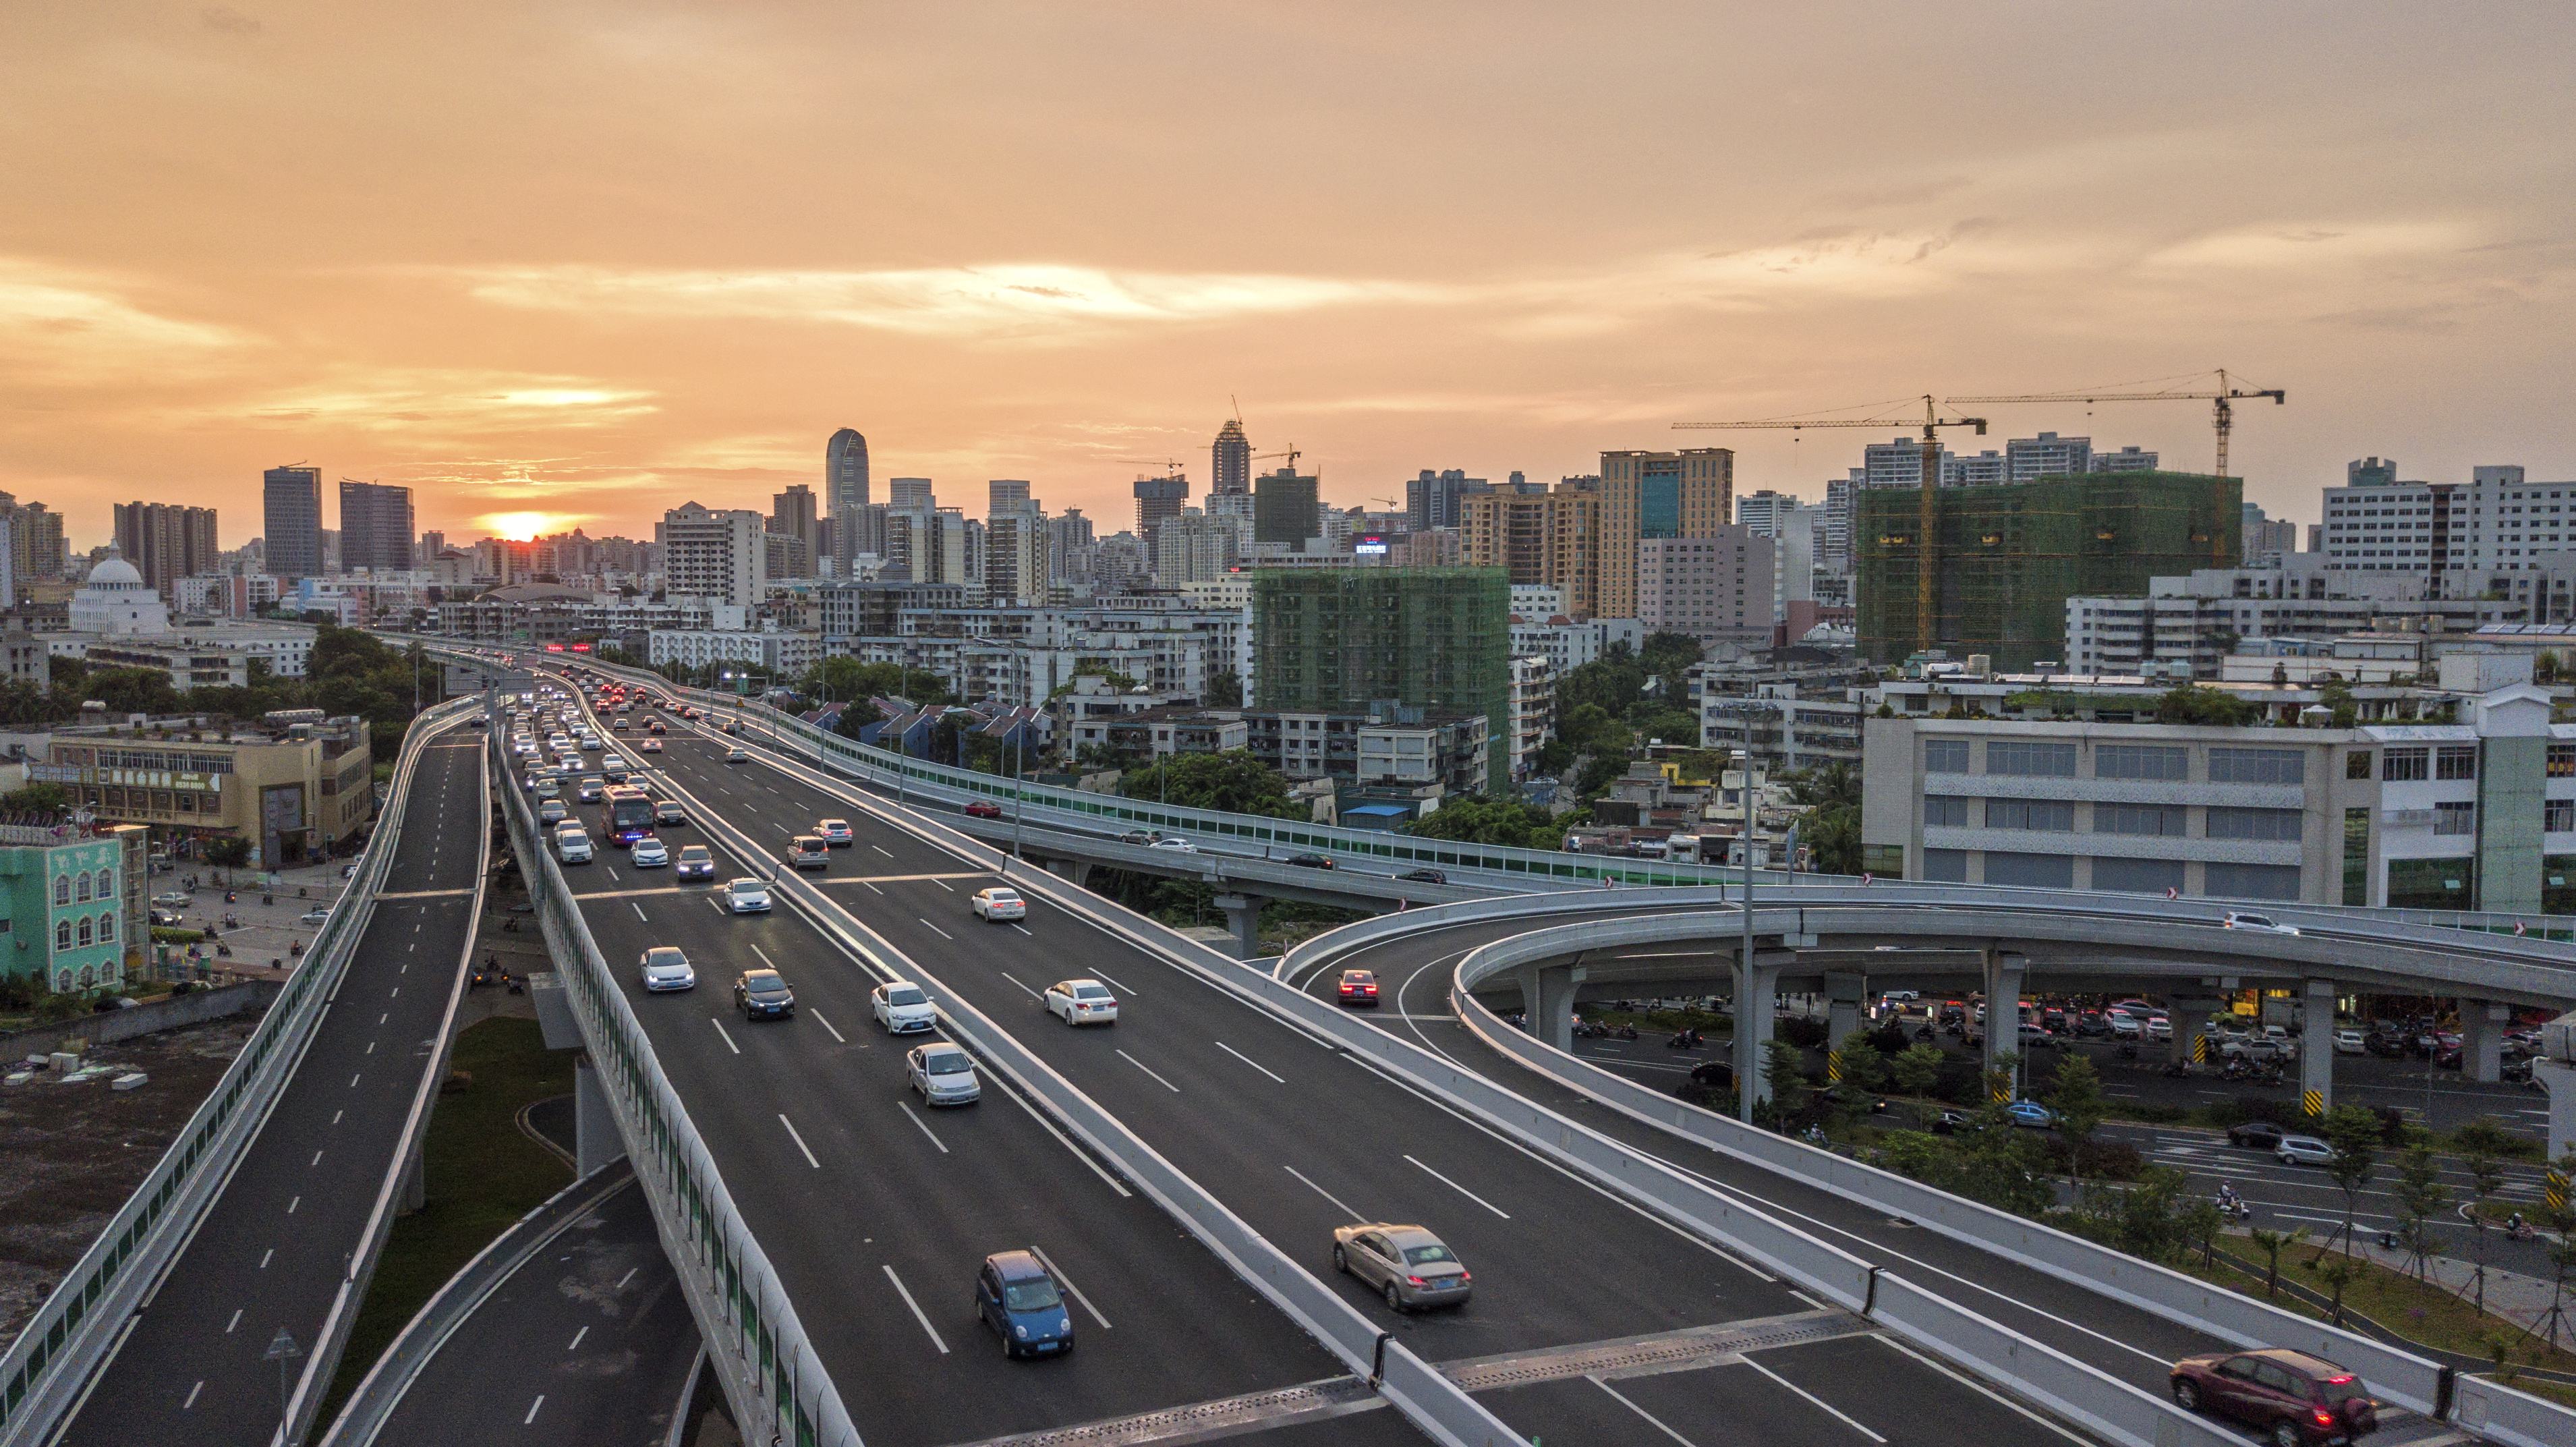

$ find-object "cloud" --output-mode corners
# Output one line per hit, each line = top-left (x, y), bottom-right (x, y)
(0, 259), (249, 378)
(229, 370), (657, 434)
(2142, 221), (2473, 271)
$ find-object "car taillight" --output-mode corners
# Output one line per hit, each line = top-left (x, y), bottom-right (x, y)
(2313, 1409), (2334, 1427)
(1406, 1276), (1428, 1286)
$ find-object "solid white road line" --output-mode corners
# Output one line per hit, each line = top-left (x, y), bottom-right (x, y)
(523, 1394), (545, 1425)
(1738, 1357), (1884, 1442)
(710, 1017), (741, 1055)
(748, 942), (783, 973)
(1590, 1376), (1699, 1445)
(778, 1113), (822, 1169)
(883, 1265), (948, 1354)
(631, 902), (648, 921)
(1214, 1041), (1286, 1083)
(183, 1381), (204, 1410)
(260, 1248), (273, 1269)
(809, 1009), (847, 1044)
(1876, 1336), (2087, 1445)
(1404, 1154), (1509, 1219)
(898, 1102), (950, 1154)
(917, 917), (953, 940)
(1088, 967), (1137, 996)
(1117, 1048), (1181, 1093)
(1029, 1245), (1112, 1330)
(225, 1308), (242, 1333)
(1284, 1164), (1368, 1223)
(567, 1325), (588, 1351)
(1000, 971), (1041, 999)
(615, 1267), (639, 1290)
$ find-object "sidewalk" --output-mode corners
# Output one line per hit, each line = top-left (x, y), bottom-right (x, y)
(2330, 1233), (2571, 1346)
(150, 857), (360, 983)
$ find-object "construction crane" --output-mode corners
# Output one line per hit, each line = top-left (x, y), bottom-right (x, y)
(1252, 447), (1303, 474)
(1116, 457), (1188, 479)
(1676, 395), (1986, 656)
(1949, 369), (2284, 478)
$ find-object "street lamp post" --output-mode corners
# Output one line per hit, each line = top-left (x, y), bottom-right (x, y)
(1736, 747), (1758, 1123)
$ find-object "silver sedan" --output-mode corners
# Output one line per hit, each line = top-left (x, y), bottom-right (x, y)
(1332, 1223), (1472, 1312)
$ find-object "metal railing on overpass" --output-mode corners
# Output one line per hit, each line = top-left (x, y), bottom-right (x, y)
(0, 696), (480, 1447)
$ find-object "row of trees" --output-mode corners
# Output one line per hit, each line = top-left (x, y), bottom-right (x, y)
(0, 626), (431, 760)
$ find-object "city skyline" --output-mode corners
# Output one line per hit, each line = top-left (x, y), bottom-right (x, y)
(5, 5), (2572, 546)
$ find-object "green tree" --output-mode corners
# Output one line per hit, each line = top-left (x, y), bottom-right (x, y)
(1801, 799), (1860, 876)
(1761, 1038), (1811, 1118)
(1889, 1042), (1944, 1098)
(1118, 750), (1305, 818)
(2460, 1143), (2507, 1314)
(204, 836), (253, 878)
(2389, 1144), (2449, 1284)
(1405, 797), (1562, 850)
(2318, 1104), (2382, 1255)
(2155, 684), (2258, 727)
(0, 781), (69, 815)
(2310, 1252), (2362, 1327)
(2049, 1054), (2108, 1191)
(1205, 669), (1242, 708)
(83, 666), (183, 716)
(1835, 1031), (1887, 1093)
(2179, 1195), (2225, 1269)
(2247, 1224), (2308, 1299)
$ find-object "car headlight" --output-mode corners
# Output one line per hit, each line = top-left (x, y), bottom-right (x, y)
(1014, 1324), (1029, 1339)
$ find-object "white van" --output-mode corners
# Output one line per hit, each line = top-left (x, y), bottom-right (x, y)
(554, 824), (595, 864)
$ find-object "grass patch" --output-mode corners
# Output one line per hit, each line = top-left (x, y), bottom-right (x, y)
(2177, 1239), (2576, 1384)
(318, 1017), (574, 1421)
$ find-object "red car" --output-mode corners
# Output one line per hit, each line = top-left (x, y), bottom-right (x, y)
(963, 801), (1004, 819)
(1338, 969), (1380, 1007)
(2170, 1349), (2376, 1446)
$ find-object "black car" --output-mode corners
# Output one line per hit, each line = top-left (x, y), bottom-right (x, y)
(1396, 868), (1447, 885)
(1285, 852), (1336, 870)
(2227, 1120), (2288, 1150)
(735, 969), (795, 1019)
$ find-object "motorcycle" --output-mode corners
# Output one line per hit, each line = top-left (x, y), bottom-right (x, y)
(1615, 1024), (1638, 1042)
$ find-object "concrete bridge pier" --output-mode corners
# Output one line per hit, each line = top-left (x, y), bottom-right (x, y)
(1825, 971), (1867, 1056)
(1983, 951), (2024, 1102)
(1734, 961), (1779, 1120)
(1213, 893), (1263, 961)
(1046, 857), (1095, 890)
(1516, 961), (1590, 1052)
(2459, 1000), (2511, 1084)
(2167, 992), (2226, 1070)
(576, 1054), (626, 1176)
(2536, 1052), (2576, 1163)
(2299, 979), (2338, 1118)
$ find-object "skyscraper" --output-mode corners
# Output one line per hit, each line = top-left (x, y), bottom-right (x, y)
(337, 480), (416, 573)
(1593, 449), (1732, 619)
(1252, 467), (1319, 546)
(262, 465), (325, 581)
(1253, 567), (1513, 794)
(1460, 486), (1598, 617)
(658, 502), (768, 608)
(988, 479), (1031, 515)
(888, 478), (936, 509)
(1406, 469), (1487, 531)
(771, 484), (820, 558)
(826, 428), (870, 513)
(111, 502), (220, 600)
(1211, 419), (1251, 496)
(1133, 472), (1189, 540)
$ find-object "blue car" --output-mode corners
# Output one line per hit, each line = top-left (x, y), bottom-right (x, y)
(2005, 1099), (2057, 1130)
(976, 1251), (1074, 1358)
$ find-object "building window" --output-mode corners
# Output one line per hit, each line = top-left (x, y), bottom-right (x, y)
(2383, 747), (2429, 782)
(56, 920), (71, 950)
(98, 912), (114, 942)
(1924, 739), (1970, 774)
(1923, 796), (1971, 828)
(2093, 856), (2185, 895)
(2548, 799), (2575, 834)
(53, 876), (69, 906)
(1985, 740), (2078, 778)
(1986, 799), (2075, 832)
(2434, 801), (2477, 836)
(2346, 751), (2374, 781)
(1984, 851), (2075, 888)
(76, 917), (92, 946)
(2435, 745), (2479, 781)
(2551, 743), (2576, 778)
(2204, 861), (2303, 901)
(2343, 807), (2371, 907)
(2096, 744), (2187, 781)
(2094, 802), (2187, 836)
(2208, 747), (2304, 786)
(2207, 807), (2304, 842)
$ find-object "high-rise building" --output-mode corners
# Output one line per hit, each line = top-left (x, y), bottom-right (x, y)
(1637, 529), (1775, 650)
(988, 479), (1031, 515)
(1211, 420), (1251, 496)
(1738, 492), (1821, 620)
(262, 465), (326, 581)
(1460, 486), (1599, 618)
(111, 503), (219, 600)
(1253, 467), (1320, 546)
(983, 508), (1049, 604)
(658, 502), (768, 608)
(886, 507), (969, 587)
(1151, 509), (1237, 586)
(2241, 502), (2299, 565)
(1048, 509), (1095, 582)
(826, 428), (871, 513)
(1133, 472), (1189, 540)
(1855, 471), (2241, 669)
(1594, 449), (1733, 620)
(1406, 469), (1487, 532)
(771, 484), (820, 561)
(888, 478), (936, 509)
(337, 480), (416, 573)
(1253, 567), (1512, 794)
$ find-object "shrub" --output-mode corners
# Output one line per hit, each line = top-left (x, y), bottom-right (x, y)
(1777, 1017), (1828, 1050)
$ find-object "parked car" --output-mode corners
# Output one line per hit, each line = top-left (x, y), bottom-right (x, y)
(1332, 1223), (1472, 1312)
(297, 907), (332, 926)
(871, 980), (936, 1033)
(2332, 1028), (2366, 1055)
(2276, 1135), (2335, 1166)
(1338, 969), (1381, 1007)
(907, 1042), (980, 1105)
(975, 1251), (1073, 1358)
(734, 969), (795, 1019)
(2109, 1013), (2144, 1040)
(2169, 1348), (2377, 1445)
(151, 889), (192, 908)
(2003, 1099), (2057, 1130)
(1043, 979), (1119, 1025)
(2227, 1120), (2288, 1150)
(639, 946), (695, 992)
(970, 887), (1026, 921)
(963, 801), (1004, 820)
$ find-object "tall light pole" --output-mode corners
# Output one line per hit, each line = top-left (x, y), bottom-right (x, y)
(1736, 747), (1758, 1123)
(1009, 717), (1025, 867)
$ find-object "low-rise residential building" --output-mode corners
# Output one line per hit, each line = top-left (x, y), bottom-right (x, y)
(0, 826), (142, 994)
(2065, 565), (2517, 679)
(28, 712), (372, 866)
(1066, 703), (1489, 795)
(1509, 616), (1644, 675)
(1699, 685), (1863, 770)
(1508, 655), (1555, 779)
(647, 628), (824, 677)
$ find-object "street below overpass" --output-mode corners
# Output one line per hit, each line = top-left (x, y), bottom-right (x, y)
(579, 688), (2121, 1447)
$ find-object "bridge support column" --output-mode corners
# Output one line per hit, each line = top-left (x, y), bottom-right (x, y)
(2460, 1000), (2509, 1084)
(1824, 971), (1867, 1055)
(1514, 961), (1590, 1052)
(1047, 857), (1094, 890)
(2536, 1054), (2576, 1164)
(1212, 893), (1263, 961)
(2167, 993), (2225, 1070)
(1983, 951), (2024, 1102)
(576, 1054), (626, 1176)
(1734, 962), (1779, 1121)
(2299, 980), (2337, 1120)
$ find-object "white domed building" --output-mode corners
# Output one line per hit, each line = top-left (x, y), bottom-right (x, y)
(67, 552), (171, 638)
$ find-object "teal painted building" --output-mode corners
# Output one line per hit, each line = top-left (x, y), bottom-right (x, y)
(0, 836), (129, 994)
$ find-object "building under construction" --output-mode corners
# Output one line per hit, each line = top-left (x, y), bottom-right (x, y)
(1856, 471), (2241, 671)
(1253, 566), (1512, 794)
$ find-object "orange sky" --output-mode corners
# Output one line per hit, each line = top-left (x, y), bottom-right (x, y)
(5, 3), (2571, 550)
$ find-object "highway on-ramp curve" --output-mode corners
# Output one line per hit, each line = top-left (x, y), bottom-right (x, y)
(586, 684), (2098, 1447)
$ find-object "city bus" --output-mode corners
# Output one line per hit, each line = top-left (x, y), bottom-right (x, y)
(602, 785), (656, 847)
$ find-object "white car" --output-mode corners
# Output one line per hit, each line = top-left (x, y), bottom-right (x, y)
(630, 838), (670, 868)
(580, 736), (603, 751)
(971, 887), (1026, 921)
(816, 819), (853, 847)
(907, 1042), (981, 1106)
(725, 747), (749, 763)
(555, 826), (594, 863)
(2108, 1013), (2143, 1039)
(152, 889), (192, 908)
(2145, 1014), (2172, 1040)
(724, 878), (771, 913)
(639, 946), (696, 992)
(2332, 1027), (2366, 1054)
(603, 754), (627, 770)
(2221, 911), (2300, 936)
(297, 907), (331, 926)
(538, 799), (570, 825)
(1044, 979), (1119, 1025)
(872, 981), (937, 1033)
(2277, 1135), (2334, 1166)
(639, 738), (663, 753)
(1146, 836), (1197, 855)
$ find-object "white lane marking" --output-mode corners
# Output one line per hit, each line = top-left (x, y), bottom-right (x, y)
(1117, 1048), (1181, 1093)
(366, 1040), (376, 1055)
(1029, 1245), (1111, 1330)
(917, 917), (953, 940)
(378, 1012), (388, 1026)
(1088, 967), (1137, 996)
(1010, 923), (1033, 937)
(898, 1102), (950, 1154)
(605, 866), (619, 882)
(882, 1265), (948, 1354)
(1591, 1375), (1699, 1445)
(310, 1150), (324, 1167)
(778, 1113), (822, 1168)
(1285, 1164), (1368, 1222)
(567, 1325), (588, 1352)
(1879, 1335), (2086, 1443)
(932, 878), (953, 892)
(183, 1380), (204, 1410)
(710, 1017), (741, 1055)
(1000, 971), (1040, 999)
(389, 987), (399, 998)
(260, 1248), (273, 1269)
(1737, 1356), (1884, 1442)
(1214, 1041), (1285, 1083)
(862, 880), (884, 895)
(708, 897), (726, 915)
(871, 845), (894, 858)
(748, 942), (783, 972)
(287, 1195), (300, 1215)
(1404, 1154), (1509, 1219)
(351, 1073), (362, 1089)
(523, 1394), (545, 1425)
(615, 1268), (639, 1290)
(225, 1308), (242, 1333)
(809, 1009), (847, 1044)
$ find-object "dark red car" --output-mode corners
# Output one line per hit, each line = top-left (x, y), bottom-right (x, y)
(1338, 969), (1380, 1008)
(963, 801), (1004, 820)
(2171, 1349), (2376, 1446)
